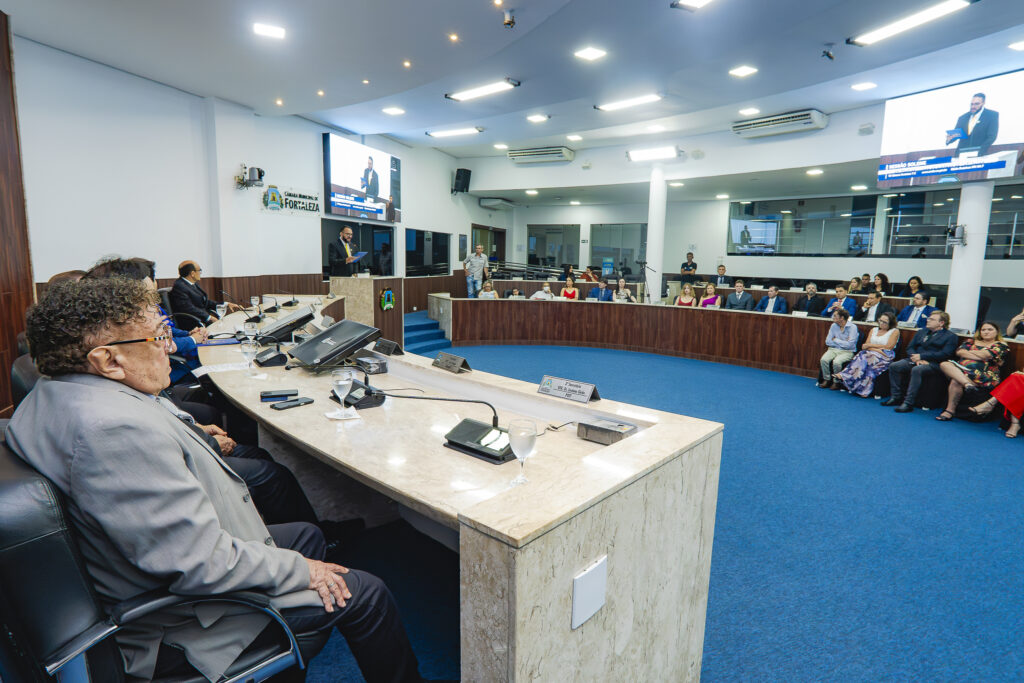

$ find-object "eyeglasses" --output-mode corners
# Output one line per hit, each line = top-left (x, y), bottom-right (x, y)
(104, 334), (171, 347)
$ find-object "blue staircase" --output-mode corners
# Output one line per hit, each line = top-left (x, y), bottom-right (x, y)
(404, 311), (451, 355)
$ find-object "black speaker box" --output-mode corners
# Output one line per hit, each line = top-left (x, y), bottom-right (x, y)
(453, 168), (471, 193)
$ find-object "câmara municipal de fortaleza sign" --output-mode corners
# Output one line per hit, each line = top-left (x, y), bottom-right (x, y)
(260, 185), (321, 214)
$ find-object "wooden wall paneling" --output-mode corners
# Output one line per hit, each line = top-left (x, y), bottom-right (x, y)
(402, 274), (466, 314)
(372, 277), (405, 346)
(0, 12), (35, 415)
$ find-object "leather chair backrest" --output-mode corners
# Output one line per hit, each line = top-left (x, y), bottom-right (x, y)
(16, 331), (29, 357)
(157, 287), (174, 315)
(0, 433), (113, 677)
(11, 354), (42, 411)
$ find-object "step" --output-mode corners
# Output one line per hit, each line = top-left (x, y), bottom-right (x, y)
(405, 321), (440, 333)
(406, 339), (452, 355)
(405, 330), (446, 345)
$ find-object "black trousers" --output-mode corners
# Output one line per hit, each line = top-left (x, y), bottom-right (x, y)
(226, 446), (319, 527)
(153, 522), (423, 683)
(888, 358), (942, 406)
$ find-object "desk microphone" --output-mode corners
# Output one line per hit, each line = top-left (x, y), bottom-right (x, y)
(380, 392), (499, 428)
(379, 393), (510, 463)
(223, 289), (263, 323)
(262, 296), (279, 314)
(279, 291), (300, 307)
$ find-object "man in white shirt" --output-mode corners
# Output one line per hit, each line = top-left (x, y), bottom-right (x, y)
(463, 244), (489, 298)
(530, 282), (555, 300)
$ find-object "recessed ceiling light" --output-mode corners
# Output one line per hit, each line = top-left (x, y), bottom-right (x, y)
(841, 213), (852, 217)
(739, 107), (760, 116)
(933, 203), (945, 207)
(446, 78), (520, 101)
(362, 79), (370, 85)
(992, 197), (1004, 202)
(670, 0), (717, 9)
(729, 65), (758, 78)
(716, 193), (730, 199)
(1012, 195), (1023, 199)
(627, 145), (679, 162)
(851, 82), (877, 91)
(566, 134), (583, 142)
(253, 23), (286, 39)
(851, 184), (868, 191)
(275, 98), (283, 106)
(570, 200), (581, 205)
(946, 198), (954, 201)
(403, 60), (412, 68)
(848, 0), (971, 46)
(1010, 41), (1024, 51)
(527, 114), (550, 123)
(574, 46), (607, 61)
(525, 190), (538, 195)
(648, 124), (666, 133)
(884, 207), (893, 211)
(425, 127), (483, 138)
(883, 193), (898, 197)
(669, 181), (685, 187)
(317, 89), (325, 97)
(806, 169), (824, 176)
(595, 93), (662, 111)
(740, 201), (752, 205)
(382, 107), (405, 116)
(493, 0), (503, 5)
(449, 33), (459, 42)
(493, 143), (508, 150)
(781, 210), (793, 214)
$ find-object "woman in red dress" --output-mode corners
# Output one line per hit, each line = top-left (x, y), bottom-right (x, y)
(560, 276), (580, 300)
(675, 282), (697, 307)
(970, 367), (1024, 438)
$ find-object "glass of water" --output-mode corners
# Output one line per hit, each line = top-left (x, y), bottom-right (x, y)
(507, 419), (537, 487)
(240, 340), (259, 376)
(243, 321), (258, 342)
(250, 295), (260, 310)
(215, 303), (227, 319)
(327, 367), (357, 418)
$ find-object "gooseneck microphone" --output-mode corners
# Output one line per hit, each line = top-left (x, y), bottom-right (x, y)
(378, 392), (500, 428)
(279, 291), (300, 307)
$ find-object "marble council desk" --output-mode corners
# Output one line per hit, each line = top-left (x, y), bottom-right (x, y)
(199, 311), (723, 681)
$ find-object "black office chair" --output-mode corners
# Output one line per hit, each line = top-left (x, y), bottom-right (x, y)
(156, 287), (174, 317)
(0, 429), (329, 682)
(16, 331), (29, 356)
(11, 354), (41, 411)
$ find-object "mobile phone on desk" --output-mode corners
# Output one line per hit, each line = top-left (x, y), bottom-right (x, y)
(261, 389), (298, 402)
(270, 397), (313, 410)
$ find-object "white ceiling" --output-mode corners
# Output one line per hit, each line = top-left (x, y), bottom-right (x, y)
(5, 0), (1024, 199)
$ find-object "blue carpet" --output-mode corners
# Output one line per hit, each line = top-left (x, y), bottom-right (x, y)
(310, 337), (1024, 681)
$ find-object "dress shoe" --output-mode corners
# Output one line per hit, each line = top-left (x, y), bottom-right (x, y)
(894, 403), (913, 413)
(880, 397), (901, 407)
(817, 380), (831, 388)
(829, 382), (842, 391)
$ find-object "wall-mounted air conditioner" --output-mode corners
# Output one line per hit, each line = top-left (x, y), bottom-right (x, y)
(507, 146), (575, 164)
(478, 197), (518, 211)
(731, 110), (829, 138)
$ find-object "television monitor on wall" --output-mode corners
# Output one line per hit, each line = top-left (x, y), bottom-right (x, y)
(878, 70), (1024, 189)
(323, 133), (401, 223)
(730, 219), (778, 254)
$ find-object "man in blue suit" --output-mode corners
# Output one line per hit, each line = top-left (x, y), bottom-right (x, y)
(883, 310), (958, 412)
(896, 292), (936, 329)
(725, 280), (755, 311)
(755, 285), (788, 314)
(587, 278), (614, 301)
(821, 284), (858, 318)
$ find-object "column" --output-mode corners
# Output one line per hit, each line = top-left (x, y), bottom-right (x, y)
(946, 181), (993, 330)
(579, 223), (592, 269)
(871, 195), (889, 254)
(646, 165), (667, 303)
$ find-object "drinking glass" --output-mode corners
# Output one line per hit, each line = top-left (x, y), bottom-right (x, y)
(507, 419), (537, 487)
(326, 368), (357, 418)
(250, 295), (260, 310)
(240, 340), (259, 376)
(243, 321), (258, 342)
(215, 303), (227, 319)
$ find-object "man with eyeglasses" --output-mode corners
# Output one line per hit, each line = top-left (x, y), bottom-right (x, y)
(6, 278), (426, 682)
(169, 260), (240, 330)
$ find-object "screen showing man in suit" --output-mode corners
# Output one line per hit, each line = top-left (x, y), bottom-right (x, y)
(878, 69), (1024, 188)
(324, 133), (401, 223)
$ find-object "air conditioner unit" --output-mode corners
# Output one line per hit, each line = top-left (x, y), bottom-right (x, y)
(478, 197), (518, 211)
(507, 146), (575, 164)
(731, 109), (829, 138)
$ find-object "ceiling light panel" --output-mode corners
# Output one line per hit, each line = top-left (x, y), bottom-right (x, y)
(446, 78), (520, 101)
(851, 82), (877, 91)
(848, 0), (971, 46)
(493, 143), (508, 150)
(525, 190), (538, 195)
(426, 127), (482, 137)
(382, 107), (405, 115)
(739, 107), (760, 116)
(1010, 41), (1024, 51)
(570, 200), (581, 205)
(669, 182), (685, 187)
(806, 169), (824, 176)
(527, 114), (550, 123)
(729, 65), (758, 78)
(566, 134), (583, 142)
(596, 93), (662, 111)
(670, 0), (717, 8)
(851, 184), (868, 191)
(716, 194), (730, 199)
(253, 23), (285, 39)
(574, 47), (607, 61)
(627, 146), (678, 162)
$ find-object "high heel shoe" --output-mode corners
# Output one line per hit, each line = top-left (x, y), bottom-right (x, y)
(969, 399), (998, 417)
(1007, 421), (1020, 439)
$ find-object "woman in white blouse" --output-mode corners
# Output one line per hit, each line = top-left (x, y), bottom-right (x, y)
(835, 312), (899, 397)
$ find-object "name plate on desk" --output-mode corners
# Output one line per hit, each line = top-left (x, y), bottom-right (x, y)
(433, 351), (471, 373)
(374, 338), (404, 355)
(538, 375), (600, 403)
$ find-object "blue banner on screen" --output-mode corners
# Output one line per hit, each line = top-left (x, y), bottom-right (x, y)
(878, 69), (1024, 189)
(323, 133), (401, 223)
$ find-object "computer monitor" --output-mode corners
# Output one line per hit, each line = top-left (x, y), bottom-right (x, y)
(258, 306), (314, 343)
(288, 319), (380, 368)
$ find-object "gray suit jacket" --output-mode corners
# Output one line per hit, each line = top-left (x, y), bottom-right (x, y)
(7, 374), (316, 681)
(725, 291), (755, 311)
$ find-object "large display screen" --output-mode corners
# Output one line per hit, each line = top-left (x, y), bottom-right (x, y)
(878, 70), (1024, 189)
(730, 219), (777, 254)
(323, 133), (401, 222)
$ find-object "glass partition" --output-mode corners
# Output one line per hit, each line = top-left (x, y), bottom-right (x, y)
(527, 224), (580, 269)
(590, 223), (646, 278)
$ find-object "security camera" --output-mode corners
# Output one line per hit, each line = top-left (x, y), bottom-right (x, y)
(503, 10), (515, 28)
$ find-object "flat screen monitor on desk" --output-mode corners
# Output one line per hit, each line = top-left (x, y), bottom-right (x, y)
(258, 306), (315, 343)
(289, 319), (380, 369)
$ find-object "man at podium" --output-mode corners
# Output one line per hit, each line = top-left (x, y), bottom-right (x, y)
(946, 92), (999, 156)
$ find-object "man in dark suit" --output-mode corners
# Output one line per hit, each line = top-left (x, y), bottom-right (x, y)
(724, 280), (755, 311)
(793, 282), (826, 316)
(710, 264), (732, 287)
(328, 226), (361, 277)
(755, 285), (788, 314)
(882, 310), (958, 412)
(947, 92), (999, 156)
(360, 156), (379, 198)
(169, 260), (238, 330)
(854, 291), (895, 323)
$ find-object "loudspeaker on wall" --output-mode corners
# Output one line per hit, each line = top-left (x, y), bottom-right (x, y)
(453, 168), (471, 193)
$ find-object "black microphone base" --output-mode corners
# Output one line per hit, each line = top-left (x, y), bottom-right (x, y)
(284, 299), (299, 307)
(444, 419), (514, 464)
(245, 313), (265, 324)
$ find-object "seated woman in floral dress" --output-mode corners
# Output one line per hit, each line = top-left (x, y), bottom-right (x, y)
(935, 321), (1008, 421)
(835, 312), (899, 397)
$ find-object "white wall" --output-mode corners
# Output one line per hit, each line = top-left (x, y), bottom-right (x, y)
(13, 38), (506, 282)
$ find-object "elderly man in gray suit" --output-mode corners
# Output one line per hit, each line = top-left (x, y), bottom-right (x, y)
(724, 279), (756, 311)
(6, 278), (424, 682)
